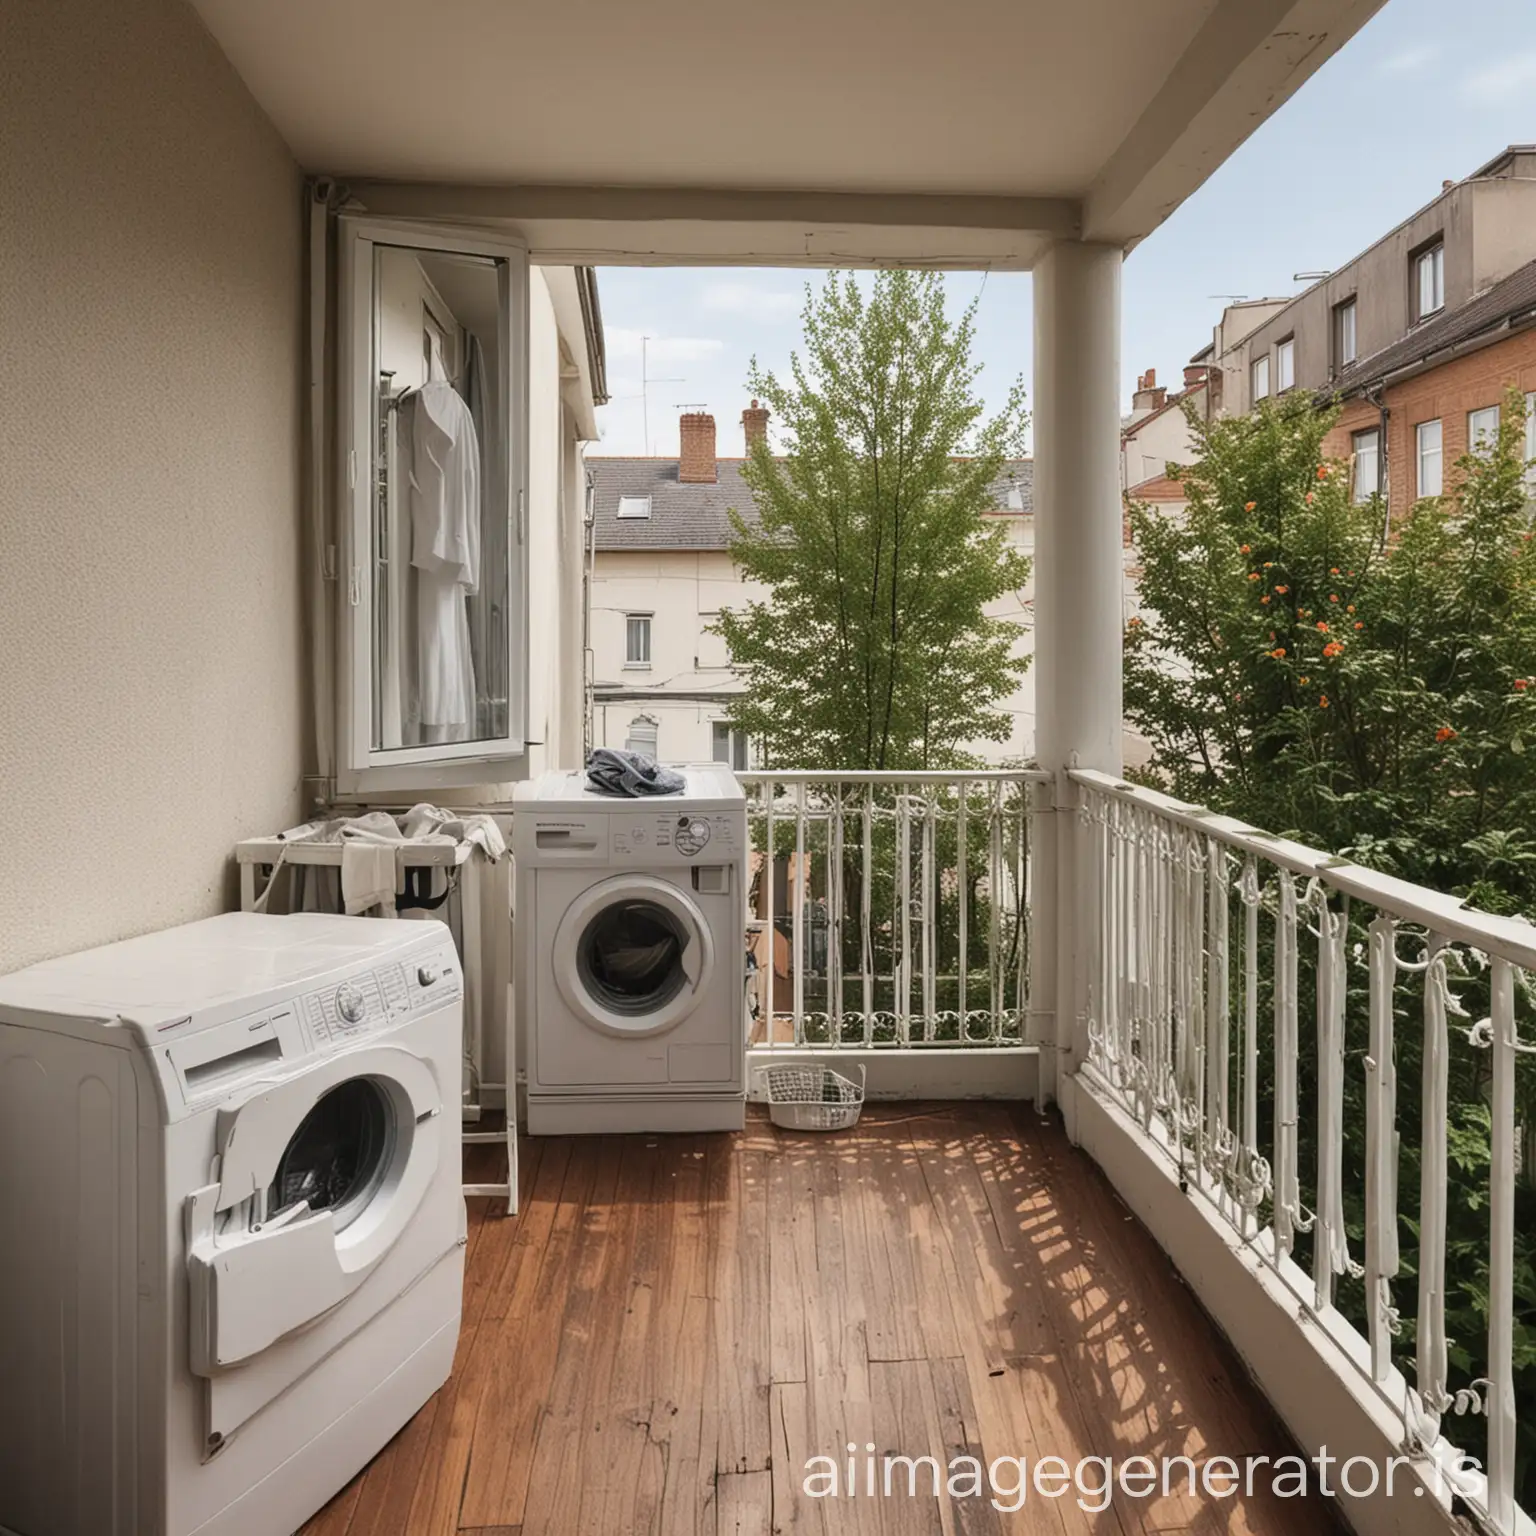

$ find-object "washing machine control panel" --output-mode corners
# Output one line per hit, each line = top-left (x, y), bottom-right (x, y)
(609, 810), (742, 863)
(300, 944), (461, 1049)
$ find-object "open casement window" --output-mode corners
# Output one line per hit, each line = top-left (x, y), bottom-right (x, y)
(337, 217), (530, 795)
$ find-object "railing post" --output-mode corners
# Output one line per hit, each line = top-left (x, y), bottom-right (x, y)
(1032, 239), (1124, 1111)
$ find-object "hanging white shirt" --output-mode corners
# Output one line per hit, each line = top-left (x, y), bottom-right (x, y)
(408, 380), (481, 734)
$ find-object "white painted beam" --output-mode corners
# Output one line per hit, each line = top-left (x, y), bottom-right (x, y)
(1083, 0), (1389, 246)
(340, 181), (1079, 269)
(746, 1047), (1038, 1102)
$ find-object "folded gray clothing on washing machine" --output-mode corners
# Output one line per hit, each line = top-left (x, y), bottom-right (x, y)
(584, 747), (686, 797)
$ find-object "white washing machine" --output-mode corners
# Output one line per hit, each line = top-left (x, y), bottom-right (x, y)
(0, 912), (466, 1536)
(514, 765), (747, 1134)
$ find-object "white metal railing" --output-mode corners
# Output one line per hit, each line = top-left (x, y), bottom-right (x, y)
(1072, 768), (1534, 1533)
(740, 770), (1049, 1050)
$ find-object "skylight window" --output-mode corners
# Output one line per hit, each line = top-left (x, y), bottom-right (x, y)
(617, 495), (652, 519)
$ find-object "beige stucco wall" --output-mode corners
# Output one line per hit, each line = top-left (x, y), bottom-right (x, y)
(0, 0), (305, 969)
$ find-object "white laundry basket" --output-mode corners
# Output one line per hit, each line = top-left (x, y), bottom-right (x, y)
(757, 1061), (866, 1132)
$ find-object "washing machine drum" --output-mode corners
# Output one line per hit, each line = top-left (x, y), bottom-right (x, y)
(554, 875), (716, 1037)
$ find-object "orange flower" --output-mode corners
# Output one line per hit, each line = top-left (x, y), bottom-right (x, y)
(1354, 621), (1364, 630)
(1244, 502), (1256, 512)
(1270, 647), (1286, 659)
(1261, 595), (1271, 605)
(1240, 543), (1252, 553)
(1330, 567), (1340, 575)
(1318, 466), (1330, 480)
(1515, 678), (1530, 692)
(1346, 604), (1356, 613)
(1330, 593), (1340, 603)
(1248, 572), (1260, 582)
(1348, 570), (1356, 577)
(1300, 675), (1310, 685)
(1319, 695), (1330, 709)
(1299, 607), (1309, 617)
(1316, 621), (1329, 632)
(1435, 726), (1457, 744)
(1323, 641), (1344, 658)
(1275, 584), (1289, 594)
(1263, 562), (1274, 570)
(1305, 492), (1315, 504)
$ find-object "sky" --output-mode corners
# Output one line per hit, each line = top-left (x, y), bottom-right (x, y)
(590, 0), (1535, 459)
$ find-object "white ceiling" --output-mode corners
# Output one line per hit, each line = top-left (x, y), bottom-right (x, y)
(190, 0), (1386, 265)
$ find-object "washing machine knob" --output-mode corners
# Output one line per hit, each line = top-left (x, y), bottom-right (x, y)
(417, 964), (438, 987)
(335, 983), (366, 1024)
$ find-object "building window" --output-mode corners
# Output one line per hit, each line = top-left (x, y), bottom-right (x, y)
(625, 613), (652, 666)
(1413, 241), (1444, 321)
(1333, 298), (1357, 370)
(1351, 428), (1381, 503)
(1276, 337), (1295, 393)
(1526, 392), (1536, 494)
(711, 721), (750, 772)
(1416, 419), (1443, 497)
(1251, 354), (1270, 403)
(617, 494), (652, 519)
(1468, 405), (1500, 457)
(624, 716), (659, 758)
(697, 613), (730, 670)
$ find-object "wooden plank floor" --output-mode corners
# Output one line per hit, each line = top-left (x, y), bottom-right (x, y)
(301, 1104), (1340, 1535)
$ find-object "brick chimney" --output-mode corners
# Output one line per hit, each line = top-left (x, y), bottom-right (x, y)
(678, 411), (717, 484)
(741, 398), (770, 454)
(1183, 364), (1208, 389)
(1131, 368), (1167, 413)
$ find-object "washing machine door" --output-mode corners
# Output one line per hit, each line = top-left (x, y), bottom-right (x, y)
(185, 1043), (443, 1379)
(552, 873), (716, 1038)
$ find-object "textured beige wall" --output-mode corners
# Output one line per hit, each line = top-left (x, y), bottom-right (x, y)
(0, 0), (305, 970)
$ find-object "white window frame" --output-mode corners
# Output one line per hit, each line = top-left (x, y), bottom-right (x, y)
(1525, 392), (1536, 493)
(711, 720), (750, 772)
(1275, 336), (1295, 393)
(1414, 242), (1444, 320)
(1468, 404), (1500, 457)
(625, 612), (653, 668)
(1416, 418), (1443, 498)
(617, 495), (652, 519)
(625, 715), (659, 758)
(1251, 354), (1270, 403)
(336, 216), (530, 796)
(1351, 427), (1381, 503)
(1335, 298), (1357, 369)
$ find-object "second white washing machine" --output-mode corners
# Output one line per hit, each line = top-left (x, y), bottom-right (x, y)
(513, 765), (747, 1134)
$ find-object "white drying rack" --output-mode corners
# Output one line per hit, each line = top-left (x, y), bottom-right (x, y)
(234, 834), (518, 1214)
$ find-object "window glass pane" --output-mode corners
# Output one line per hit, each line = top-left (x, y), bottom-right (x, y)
(1417, 419), (1443, 497)
(372, 244), (509, 751)
(1338, 301), (1356, 366)
(1468, 405), (1500, 456)
(625, 615), (651, 664)
(1417, 245), (1444, 317)
(625, 717), (658, 757)
(1525, 393), (1536, 491)
(1251, 355), (1269, 401)
(1276, 339), (1294, 392)
(711, 721), (731, 763)
(617, 495), (652, 519)
(1351, 428), (1380, 502)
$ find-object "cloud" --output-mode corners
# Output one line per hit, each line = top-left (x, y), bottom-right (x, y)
(699, 280), (802, 319)
(1461, 50), (1536, 100)
(1376, 43), (1439, 74)
(606, 327), (725, 365)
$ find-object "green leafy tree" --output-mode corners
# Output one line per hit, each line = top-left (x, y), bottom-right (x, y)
(716, 271), (1030, 770)
(1125, 388), (1536, 1503)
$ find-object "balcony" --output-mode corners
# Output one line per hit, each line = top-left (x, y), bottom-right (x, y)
(302, 767), (1530, 1536)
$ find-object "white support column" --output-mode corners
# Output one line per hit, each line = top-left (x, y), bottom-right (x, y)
(1032, 240), (1124, 1112)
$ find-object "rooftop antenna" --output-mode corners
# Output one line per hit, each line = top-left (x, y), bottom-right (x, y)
(641, 336), (684, 456)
